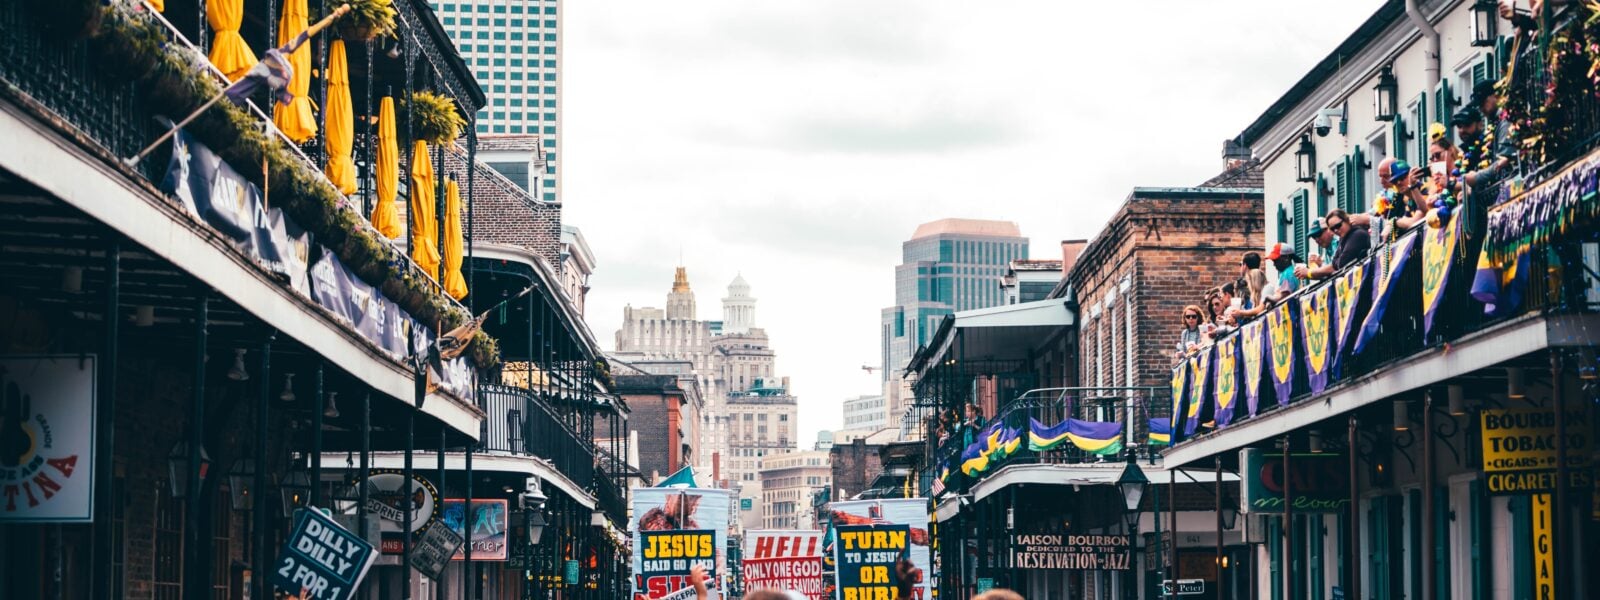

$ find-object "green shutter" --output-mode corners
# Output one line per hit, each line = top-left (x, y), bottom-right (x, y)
(1393, 115), (1409, 161)
(1414, 93), (1430, 162)
(1470, 480), (1488, 600)
(1435, 79), (1456, 144)
(1408, 490), (1422, 600)
(1317, 172), (1332, 217)
(1270, 516), (1284, 600)
(1335, 159), (1350, 212)
(1293, 190), (1309, 249)
(1435, 487), (1452, 600)
(1278, 204), (1290, 244)
(1337, 510), (1350, 593)
(1510, 496), (1532, 599)
(1473, 59), (1489, 86)
(1308, 516), (1324, 600)
(1351, 145), (1367, 213)
(1370, 497), (1392, 600)
(1496, 36), (1513, 80)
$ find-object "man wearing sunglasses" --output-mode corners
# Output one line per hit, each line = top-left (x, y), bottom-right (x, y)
(1297, 209), (1370, 281)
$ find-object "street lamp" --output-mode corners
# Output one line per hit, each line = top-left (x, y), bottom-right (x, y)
(226, 458), (256, 511)
(1294, 134), (1317, 183)
(280, 469), (314, 514)
(1471, 0), (1498, 46)
(523, 483), (549, 545)
(1374, 65), (1399, 122)
(1117, 457), (1149, 600)
(166, 441), (211, 499)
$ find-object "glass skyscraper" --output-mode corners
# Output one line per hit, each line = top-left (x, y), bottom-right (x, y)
(431, 0), (560, 202)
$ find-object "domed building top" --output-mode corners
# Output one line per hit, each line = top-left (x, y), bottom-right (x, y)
(721, 273), (757, 334)
(726, 273), (752, 298)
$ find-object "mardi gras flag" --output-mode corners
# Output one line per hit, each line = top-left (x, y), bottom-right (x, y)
(1471, 245), (1531, 317)
(1186, 346), (1213, 436)
(959, 441), (989, 476)
(1213, 334), (1240, 427)
(1239, 320), (1265, 418)
(1169, 360), (1190, 444)
(1028, 418), (1124, 455)
(993, 424), (1023, 459)
(1147, 418), (1172, 446)
(1266, 301), (1297, 406)
(1422, 214), (1465, 336)
(1299, 284), (1334, 395)
(1353, 231), (1419, 354)
(1331, 261), (1369, 377)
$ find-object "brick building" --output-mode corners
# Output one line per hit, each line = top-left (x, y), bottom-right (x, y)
(828, 435), (887, 501)
(609, 358), (703, 483)
(1066, 165), (1264, 390)
(441, 145), (564, 270)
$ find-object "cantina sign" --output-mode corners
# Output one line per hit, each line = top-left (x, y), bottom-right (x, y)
(1009, 533), (1131, 571)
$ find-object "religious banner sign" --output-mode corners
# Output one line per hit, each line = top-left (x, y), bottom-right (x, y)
(1331, 262), (1369, 377)
(1185, 346), (1212, 436)
(832, 524), (911, 600)
(1421, 214), (1464, 337)
(1266, 302), (1297, 406)
(631, 487), (734, 600)
(0, 356), (96, 523)
(827, 499), (930, 599)
(1213, 335), (1239, 427)
(637, 530), (717, 599)
(1353, 231), (1418, 354)
(1169, 360), (1190, 443)
(272, 508), (378, 600)
(1008, 533), (1131, 570)
(1479, 407), (1595, 495)
(1239, 320), (1265, 418)
(1239, 449), (1350, 513)
(1298, 284), (1333, 395)
(743, 530), (825, 599)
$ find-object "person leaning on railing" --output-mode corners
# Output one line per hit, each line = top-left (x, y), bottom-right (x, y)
(1175, 304), (1205, 359)
(1298, 208), (1373, 280)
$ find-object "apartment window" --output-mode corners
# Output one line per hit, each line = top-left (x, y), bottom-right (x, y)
(544, 19), (557, 27)
(543, 60), (556, 68)
(543, 125), (556, 134)
(543, 72), (556, 81)
(543, 99), (556, 108)
(494, 124), (506, 133)
(510, 125), (523, 133)
(544, 46), (557, 54)
(544, 193), (555, 201)
(545, 33), (558, 41)
(543, 138), (556, 147)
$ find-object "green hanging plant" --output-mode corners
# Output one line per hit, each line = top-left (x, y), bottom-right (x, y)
(332, 0), (398, 42)
(88, 5), (162, 83)
(408, 91), (465, 146)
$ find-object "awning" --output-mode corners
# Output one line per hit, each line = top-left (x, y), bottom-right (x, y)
(910, 298), (1075, 377)
(329, 451), (597, 509)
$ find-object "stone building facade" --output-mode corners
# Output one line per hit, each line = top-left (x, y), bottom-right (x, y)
(1066, 171), (1264, 391)
(758, 450), (831, 530)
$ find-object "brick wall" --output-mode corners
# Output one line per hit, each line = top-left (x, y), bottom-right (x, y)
(1068, 189), (1264, 391)
(828, 439), (883, 500)
(441, 147), (563, 271)
(615, 375), (685, 482)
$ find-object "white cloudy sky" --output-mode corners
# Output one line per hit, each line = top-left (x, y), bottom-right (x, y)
(561, 1), (1384, 444)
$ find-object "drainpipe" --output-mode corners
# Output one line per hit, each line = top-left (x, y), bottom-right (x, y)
(1405, 0), (1441, 91)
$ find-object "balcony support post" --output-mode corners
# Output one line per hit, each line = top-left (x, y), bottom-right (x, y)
(404, 368), (418, 599)
(1422, 391), (1435, 600)
(1348, 415), (1362, 600)
(402, 34), (415, 258)
(359, 392), (370, 541)
(1281, 435), (1291, 600)
(1169, 467), (1179, 595)
(437, 423), (447, 600)
(466, 130), (476, 309)
(92, 240), (119, 600)
(253, 331), (274, 600)
(1550, 351), (1568, 598)
(184, 292), (208, 600)
(312, 362), (323, 506)
(465, 405), (476, 600)
(1216, 455), (1225, 600)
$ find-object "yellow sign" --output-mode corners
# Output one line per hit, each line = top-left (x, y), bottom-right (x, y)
(1479, 408), (1592, 472)
(1532, 494), (1554, 599)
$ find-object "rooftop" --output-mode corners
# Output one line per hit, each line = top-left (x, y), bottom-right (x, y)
(1008, 259), (1064, 272)
(475, 134), (543, 152)
(910, 218), (1022, 240)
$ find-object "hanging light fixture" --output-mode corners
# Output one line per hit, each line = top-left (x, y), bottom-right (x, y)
(135, 305), (155, 327)
(61, 266), (83, 293)
(226, 458), (256, 511)
(1448, 384), (1467, 416)
(323, 391), (341, 419)
(227, 348), (250, 381)
(280, 469), (314, 514)
(1506, 367), (1526, 399)
(1373, 64), (1399, 122)
(1309, 429), (1325, 453)
(590, 511), (607, 527)
(1471, 0), (1498, 47)
(166, 441), (212, 499)
(1578, 348), (1598, 380)
(280, 373), (297, 403)
(1294, 134), (1317, 183)
(1393, 400), (1412, 431)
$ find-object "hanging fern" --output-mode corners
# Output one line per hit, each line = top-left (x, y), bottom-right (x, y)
(332, 0), (397, 42)
(409, 90), (465, 146)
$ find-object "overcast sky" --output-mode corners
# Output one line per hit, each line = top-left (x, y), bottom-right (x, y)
(560, 1), (1385, 446)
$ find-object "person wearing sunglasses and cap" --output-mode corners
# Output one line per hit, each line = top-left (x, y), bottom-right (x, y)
(1298, 208), (1371, 280)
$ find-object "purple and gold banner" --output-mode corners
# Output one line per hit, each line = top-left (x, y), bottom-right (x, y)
(1298, 284), (1333, 395)
(1421, 215), (1464, 337)
(1185, 346), (1212, 436)
(1213, 334), (1240, 427)
(1331, 261), (1368, 377)
(1353, 231), (1419, 355)
(1266, 301), (1297, 406)
(1169, 360), (1190, 443)
(1240, 320), (1265, 418)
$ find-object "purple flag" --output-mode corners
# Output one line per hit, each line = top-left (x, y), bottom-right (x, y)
(1169, 360), (1190, 444)
(1213, 334), (1240, 427)
(1185, 346), (1213, 436)
(1353, 231), (1419, 354)
(1298, 284), (1334, 395)
(1331, 260), (1369, 378)
(1421, 215), (1465, 337)
(1239, 320), (1265, 417)
(1266, 301), (1298, 406)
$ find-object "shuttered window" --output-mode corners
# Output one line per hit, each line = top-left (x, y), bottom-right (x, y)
(1350, 145), (1368, 213)
(1412, 93), (1429, 162)
(1392, 114), (1409, 162)
(1408, 489), (1422, 600)
(1335, 160), (1350, 212)
(1435, 80), (1456, 144)
(1469, 480), (1488, 599)
(1292, 190), (1310, 250)
(1434, 487), (1452, 600)
(1369, 496), (1393, 599)
(1277, 204), (1291, 244)
(1269, 516), (1284, 600)
(1317, 173), (1332, 218)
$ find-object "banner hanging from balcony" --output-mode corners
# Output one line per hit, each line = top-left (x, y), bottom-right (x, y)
(1331, 262), (1369, 377)
(1168, 360), (1189, 443)
(1028, 418), (1123, 455)
(311, 249), (411, 361)
(162, 128), (306, 287)
(1213, 334), (1239, 427)
(1298, 284), (1333, 395)
(1422, 213), (1465, 337)
(1483, 153), (1600, 273)
(1353, 231), (1419, 354)
(826, 499), (931, 600)
(959, 421), (1019, 475)
(1239, 320), (1265, 417)
(1266, 302), (1297, 407)
(1471, 244), (1532, 318)
(1185, 346), (1211, 436)
(1147, 418), (1171, 446)
(631, 488), (733, 600)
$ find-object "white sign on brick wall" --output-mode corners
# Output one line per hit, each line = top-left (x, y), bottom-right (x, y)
(0, 355), (96, 522)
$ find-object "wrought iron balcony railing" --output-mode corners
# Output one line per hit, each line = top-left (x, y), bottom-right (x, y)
(481, 383), (597, 489)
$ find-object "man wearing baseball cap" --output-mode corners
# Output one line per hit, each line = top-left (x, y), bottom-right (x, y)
(1266, 242), (1301, 302)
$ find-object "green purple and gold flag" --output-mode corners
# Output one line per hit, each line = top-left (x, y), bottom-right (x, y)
(1213, 334), (1240, 427)
(1240, 320), (1265, 417)
(1267, 301), (1297, 406)
(1147, 418), (1172, 446)
(1170, 360), (1190, 443)
(1028, 418), (1124, 455)
(1422, 215), (1464, 337)
(1298, 283), (1333, 395)
(1354, 231), (1419, 354)
(1186, 345), (1212, 436)
(1331, 261), (1369, 377)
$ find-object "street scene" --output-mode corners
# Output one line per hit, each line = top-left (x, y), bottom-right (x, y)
(0, 0), (1597, 599)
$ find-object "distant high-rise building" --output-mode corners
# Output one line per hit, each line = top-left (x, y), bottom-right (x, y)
(758, 450), (831, 530)
(432, 0), (561, 203)
(721, 274), (756, 334)
(880, 219), (1027, 432)
(841, 394), (887, 430)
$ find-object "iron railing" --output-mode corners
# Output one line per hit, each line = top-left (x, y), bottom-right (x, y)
(1503, 8), (1600, 186)
(481, 383), (596, 490)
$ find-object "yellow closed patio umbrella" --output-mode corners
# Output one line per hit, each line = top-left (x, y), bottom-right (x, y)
(441, 177), (467, 300)
(148, 0), (165, 13)
(371, 96), (402, 238)
(409, 140), (441, 279)
(272, 0), (318, 143)
(323, 39), (355, 194)
(206, 0), (256, 81)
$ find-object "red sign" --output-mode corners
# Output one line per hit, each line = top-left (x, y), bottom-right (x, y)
(741, 557), (825, 599)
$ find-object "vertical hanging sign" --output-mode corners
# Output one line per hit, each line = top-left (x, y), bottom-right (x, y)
(1532, 493), (1554, 599)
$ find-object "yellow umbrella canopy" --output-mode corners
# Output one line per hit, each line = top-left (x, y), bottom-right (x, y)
(272, 0), (318, 143)
(323, 39), (356, 194)
(148, 0), (165, 13)
(441, 177), (467, 300)
(371, 97), (402, 239)
(206, 0), (256, 81)
(409, 140), (441, 279)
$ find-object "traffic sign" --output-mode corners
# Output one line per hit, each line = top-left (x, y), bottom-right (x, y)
(1160, 579), (1205, 596)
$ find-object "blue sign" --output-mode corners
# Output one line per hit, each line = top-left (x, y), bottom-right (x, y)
(272, 508), (377, 600)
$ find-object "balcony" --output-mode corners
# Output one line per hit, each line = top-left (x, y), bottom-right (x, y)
(481, 383), (596, 490)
